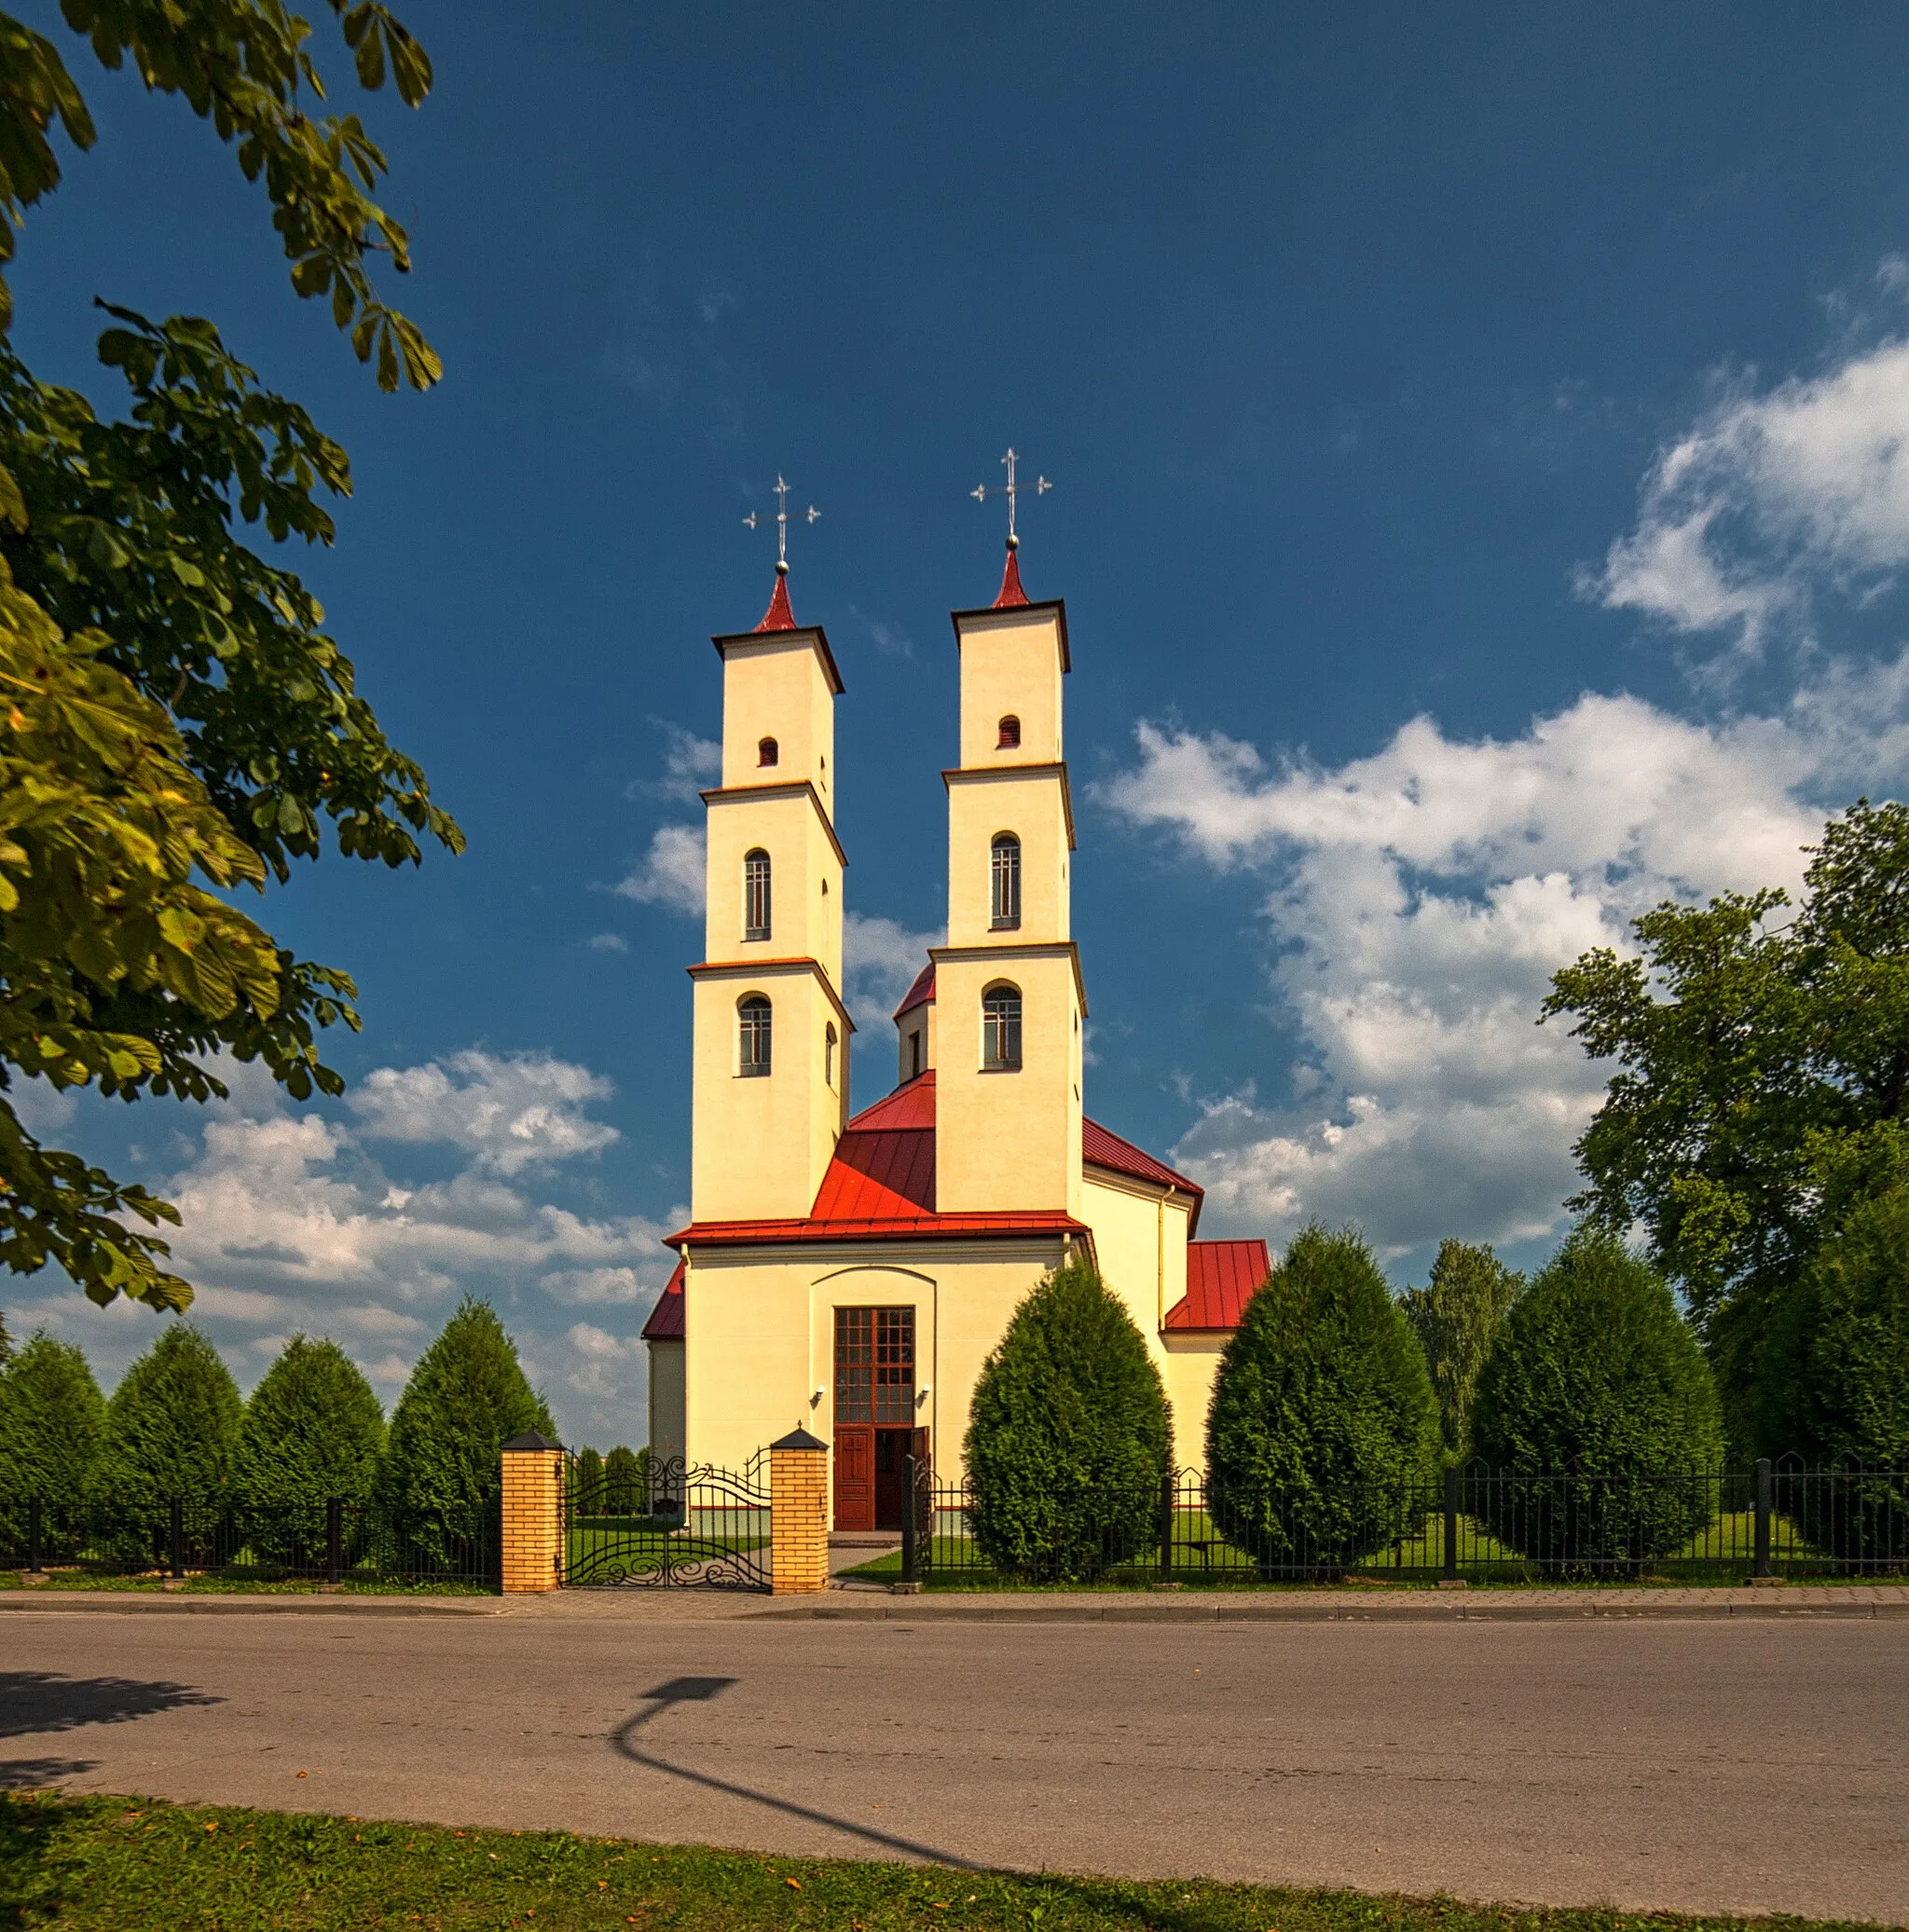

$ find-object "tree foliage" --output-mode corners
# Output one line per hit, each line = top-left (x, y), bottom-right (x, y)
(1545, 801), (1909, 1343)
(0, 1), (456, 1312)
(234, 1333), (384, 1563)
(602, 1443), (647, 1516)
(1470, 1228), (1724, 1569)
(0, 1327), (105, 1546)
(964, 1259), (1173, 1583)
(377, 1298), (553, 1564)
(95, 1322), (242, 1555)
(1205, 1225), (1436, 1577)
(1397, 1240), (1523, 1462)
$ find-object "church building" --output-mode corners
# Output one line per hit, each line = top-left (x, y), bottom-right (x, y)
(644, 534), (1267, 1531)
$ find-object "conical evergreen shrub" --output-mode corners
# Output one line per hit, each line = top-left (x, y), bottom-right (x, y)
(1749, 1186), (1909, 1566)
(603, 1444), (645, 1515)
(964, 1259), (1172, 1583)
(1470, 1226), (1724, 1570)
(235, 1336), (386, 1569)
(377, 1297), (554, 1572)
(0, 1332), (107, 1555)
(95, 1324), (243, 1567)
(1206, 1224), (1437, 1577)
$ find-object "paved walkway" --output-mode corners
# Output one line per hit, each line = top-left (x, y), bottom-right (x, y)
(2, 1595), (1904, 1922)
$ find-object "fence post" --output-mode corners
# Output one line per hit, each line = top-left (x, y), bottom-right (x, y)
(500, 1431), (566, 1593)
(769, 1426), (829, 1595)
(326, 1497), (344, 1586)
(1442, 1465), (1460, 1583)
(28, 1497), (42, 1576)
(900, 1455), (918, 1586)
(1753, 1457), (1773, 1581)
(169, 1496), (185, 1579)
(1159, 1471), (1175, 1584)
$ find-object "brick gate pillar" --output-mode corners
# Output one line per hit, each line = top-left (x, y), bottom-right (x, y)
(501, 1430), (566, 1593)
(768, 1426), (829, 1595)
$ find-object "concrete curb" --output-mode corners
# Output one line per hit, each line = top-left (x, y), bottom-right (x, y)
(0, 1590), (501, 1617)
(751, 1587), (1909, 1624)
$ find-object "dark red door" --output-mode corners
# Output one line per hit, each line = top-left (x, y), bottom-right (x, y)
(833, 1424), (874, 1531)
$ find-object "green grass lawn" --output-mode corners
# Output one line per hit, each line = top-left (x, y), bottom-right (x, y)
(0, 1570), (494, 1596)
(0, 1793), (1890, 1932)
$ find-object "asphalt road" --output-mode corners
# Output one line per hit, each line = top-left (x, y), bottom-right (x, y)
(2, 1609), (1903, 1923)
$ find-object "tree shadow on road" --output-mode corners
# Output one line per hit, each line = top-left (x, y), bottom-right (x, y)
(0, 1672), (222, 1740)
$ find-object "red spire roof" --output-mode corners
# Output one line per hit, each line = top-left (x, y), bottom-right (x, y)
(994, 544), (1030, 609)
(756, 567), (797, 632)
(893, 962), (936, 1021)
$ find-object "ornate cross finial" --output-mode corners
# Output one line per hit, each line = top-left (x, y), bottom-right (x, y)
(743, 473), (820, 575)
(971, 447), (1051, 549)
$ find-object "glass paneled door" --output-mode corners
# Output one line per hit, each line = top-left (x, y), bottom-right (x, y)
(832, 1307), (922, 1531)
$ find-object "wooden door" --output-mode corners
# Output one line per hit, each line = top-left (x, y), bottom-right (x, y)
(832, 1423), (874, 1532)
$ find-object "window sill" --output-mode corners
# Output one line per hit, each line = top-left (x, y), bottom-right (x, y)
(980, 1063), (1023, 1074)
(737, 1068), (772, 1079)
(990, 920), (1022, 932)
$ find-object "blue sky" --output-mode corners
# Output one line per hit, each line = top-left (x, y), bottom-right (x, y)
(10, 2), (1909, 1444)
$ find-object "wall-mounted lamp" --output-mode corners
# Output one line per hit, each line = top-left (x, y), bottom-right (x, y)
(810, 1387), (825, 1409)
(915, 1385), (931, 1408)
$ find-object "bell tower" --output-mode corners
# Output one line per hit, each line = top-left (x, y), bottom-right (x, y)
(931, 536), (1084, 1215)
(689, 553), (852, 1223)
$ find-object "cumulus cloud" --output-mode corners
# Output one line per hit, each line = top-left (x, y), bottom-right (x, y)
(613, 822), (706, 916)
(2, 1051), (679, 1445)
(348, 1050), (619, 1175)
(1593, 331), (1909, 650)
(628, 721), (721, 805)
(844, 911), (943, 1032)
(588, 932), (629, 953)
(1099, 689), (1892, 1261)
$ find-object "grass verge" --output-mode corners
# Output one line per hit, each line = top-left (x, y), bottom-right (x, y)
(0, 1573), (494, 1596)
(0, 1794), (1891, 1932)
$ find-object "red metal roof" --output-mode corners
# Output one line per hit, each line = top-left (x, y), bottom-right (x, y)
(756, 569), (797, 632)
(893, 961), (936, 1021)
(811, 1123), (936, 1220)
(994, 545), (1030, 609)
(1081, 1117), (1203, 1208)
(641, 1260), (685, 1340)
(668, 1211), (1085, 1250)
(1163, 1240), (1270, 1332)
(845, 1070), (937, 1132)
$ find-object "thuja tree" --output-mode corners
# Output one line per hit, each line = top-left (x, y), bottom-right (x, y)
(0, 3), (457, 1317)
(0, 1328), (105, 1552)
(95, 1323), (242, 1560)
(603, 1444), (649, 1516)
(235, 1335), (385, 1567)
(965, 1260), (1172, 1583)
(1206, 1225), (1436, 1578)
(377, 1298), (553, 1569)
(1470, 1228), (1724, 1570)
(1750, 1187), (1909, 1566)
(1397, 1240), (1524, 1463)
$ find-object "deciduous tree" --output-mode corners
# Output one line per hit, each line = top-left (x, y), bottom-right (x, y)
(1398, 1240), (1523, 1463)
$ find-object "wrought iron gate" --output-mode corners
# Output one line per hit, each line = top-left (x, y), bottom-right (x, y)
(563, 1452), (772, 1590)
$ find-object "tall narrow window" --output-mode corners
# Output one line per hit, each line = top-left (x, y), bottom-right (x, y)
(991, 833), (1022, 930)
(908, 1028), (923, 1080)
(738, 994), (772, 1076)
(758, 736), (778, 767)
(744, 849), (772, 940)
(982, 984), (1022, 1071)
(997, 715), (1021, 748)
(825, 1022), (837, 1089)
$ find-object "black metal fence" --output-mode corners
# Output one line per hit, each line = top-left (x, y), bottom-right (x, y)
(563, 1452), (772, 1590)
(0, 1494), (497, 1590)
(898, 1456), (1909, 1587)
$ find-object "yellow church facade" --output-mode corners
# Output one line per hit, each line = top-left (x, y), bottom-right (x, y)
(645, 547), (1266, 1529)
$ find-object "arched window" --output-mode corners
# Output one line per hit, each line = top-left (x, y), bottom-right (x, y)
(743, 849), (772, 940)
(825, 1022), (837, 1089)
(991, 832), (1022, 930)
(758, 736), (778, 767)
(982, 983), (1022, 1071)
(996, 715), (1021, 749)
(738, 995), (772, 1076)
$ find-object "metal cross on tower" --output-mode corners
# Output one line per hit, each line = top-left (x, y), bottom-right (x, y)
(971, 447), (1051, 548)
(743, 474), (820, 574)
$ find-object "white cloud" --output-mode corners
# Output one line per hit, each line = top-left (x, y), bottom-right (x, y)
(588, 932), (628, 953)
(1594, 329), (1909, 650)
(1098, 683), (1900, 1261)
(628, 722), (721, 806)
(349, 1050), (619, 1175)
(613, 823), (706, 917)
(843, 911), (943, 1033)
